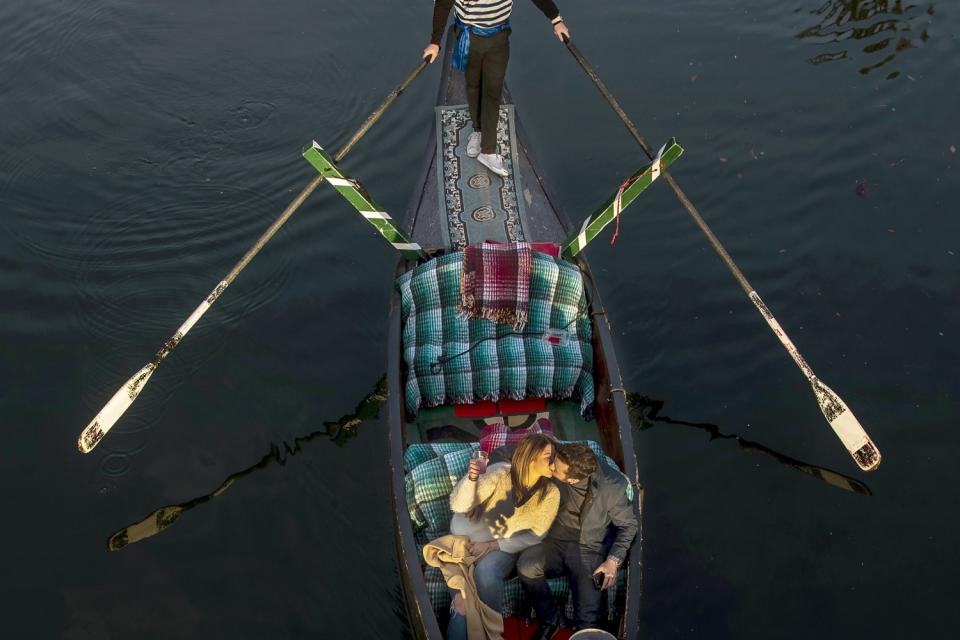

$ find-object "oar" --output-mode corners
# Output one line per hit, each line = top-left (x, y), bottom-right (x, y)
(563, 37), (881, 471)
(77, 60), (429, 454)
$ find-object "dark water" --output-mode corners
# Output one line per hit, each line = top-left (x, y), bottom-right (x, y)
(1, 0), (956, 637)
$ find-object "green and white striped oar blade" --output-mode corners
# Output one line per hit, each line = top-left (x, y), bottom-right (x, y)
(303, 142), (426, 261)
(562, 138), (683, 259)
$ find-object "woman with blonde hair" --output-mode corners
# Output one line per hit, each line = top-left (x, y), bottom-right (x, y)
(445, 433), (560, 639)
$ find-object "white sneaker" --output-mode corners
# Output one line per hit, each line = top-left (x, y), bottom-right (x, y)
(477, 152), (508, 177)
(466, 131), (482, 158)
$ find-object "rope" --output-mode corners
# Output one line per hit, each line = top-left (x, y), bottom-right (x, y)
(610, 177), (632, 245)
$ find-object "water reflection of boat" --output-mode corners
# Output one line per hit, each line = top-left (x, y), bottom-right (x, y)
(627, 395), (871, 496)
(106, 377), (386, 551)
(797, 0), (934, 78)
(385, 30), (669, 640)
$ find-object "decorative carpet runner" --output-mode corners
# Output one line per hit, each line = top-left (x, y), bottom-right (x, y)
(435, 105), (528, 249)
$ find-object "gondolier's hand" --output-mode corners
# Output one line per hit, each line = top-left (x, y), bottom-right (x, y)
(553, 21), (570, 42)
(592, 557), (619, 590)
(423, 44), (440, 63)
(467, 458), (482, 481)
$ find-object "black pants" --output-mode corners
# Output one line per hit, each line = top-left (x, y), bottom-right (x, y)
(516, 539), (606, 629)
(465, 28), (511, 154)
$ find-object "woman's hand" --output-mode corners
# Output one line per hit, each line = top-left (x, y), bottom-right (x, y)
(467, 458), (482, 481)
(469, 540), (498, 556)
(423, 43), (440, 63)
(553, 21), (570, 42)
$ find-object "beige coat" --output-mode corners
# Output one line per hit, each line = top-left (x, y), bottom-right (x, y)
(424, 535), (504, 640)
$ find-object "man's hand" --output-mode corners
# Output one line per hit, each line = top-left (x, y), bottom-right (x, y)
(592, 557), (619, 590)
(553, 21), (570, 42)
(423, 44), (440, 63)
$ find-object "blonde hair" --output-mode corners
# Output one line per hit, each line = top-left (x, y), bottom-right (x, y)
(468, 433), (555, 520)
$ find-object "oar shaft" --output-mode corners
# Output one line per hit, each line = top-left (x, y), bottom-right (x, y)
(564, 39), (753, 295)
(564, 38), (880, 471)
(78, 59), (429, 454)
(224, 59), (429, 287)
(334, 60), (429, 163)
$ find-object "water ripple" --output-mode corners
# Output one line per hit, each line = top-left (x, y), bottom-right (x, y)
(796, 0), (936, 79)
(64, 190), (294, 457)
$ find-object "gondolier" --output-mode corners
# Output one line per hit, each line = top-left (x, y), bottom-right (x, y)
(423, 0), (570, 177)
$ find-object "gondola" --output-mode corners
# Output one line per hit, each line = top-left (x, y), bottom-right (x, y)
(386, 31), (645, 640)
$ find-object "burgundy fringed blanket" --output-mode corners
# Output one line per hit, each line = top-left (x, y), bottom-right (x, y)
(459, 241), (532, 329)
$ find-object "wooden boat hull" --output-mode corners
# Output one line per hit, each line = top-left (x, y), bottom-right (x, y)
(388, 28), (642, 639)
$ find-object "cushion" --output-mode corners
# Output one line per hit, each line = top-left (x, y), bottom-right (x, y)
(396, 251), (595, 420)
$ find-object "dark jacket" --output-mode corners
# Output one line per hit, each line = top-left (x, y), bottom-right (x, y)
(569, 460), (637, 562)
(489, 444), (638, 561)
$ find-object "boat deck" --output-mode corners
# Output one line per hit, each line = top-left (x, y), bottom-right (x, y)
(405, 32), (570, 250)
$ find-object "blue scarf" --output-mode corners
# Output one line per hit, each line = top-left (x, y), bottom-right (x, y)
(453, 17), (511, 72)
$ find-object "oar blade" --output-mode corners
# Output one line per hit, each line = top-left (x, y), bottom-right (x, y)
(78, 363), (157, 454)
(811, 377), (881, 472)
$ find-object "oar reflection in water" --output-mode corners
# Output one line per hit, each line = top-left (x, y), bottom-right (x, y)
(106, 376), (387, 551)
(626, 394), (872, 496)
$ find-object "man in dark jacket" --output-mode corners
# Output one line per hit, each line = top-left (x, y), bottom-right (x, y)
(515, 442), (638, 639)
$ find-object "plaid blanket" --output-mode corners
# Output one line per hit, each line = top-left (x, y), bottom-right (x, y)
(460, 241), (532, 329)
(478, 417), (552, 453)
(396, 251), (594, 420)
(403, 441), (632, 623)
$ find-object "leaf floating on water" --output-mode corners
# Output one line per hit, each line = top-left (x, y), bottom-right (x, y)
(719, 156), (729, 163)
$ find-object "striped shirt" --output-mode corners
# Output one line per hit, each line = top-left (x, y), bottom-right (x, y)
(457, 0), (514, 28)
(430, 0), (562, 45)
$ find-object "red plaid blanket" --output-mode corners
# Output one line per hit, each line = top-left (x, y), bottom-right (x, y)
(459, 241), (532, 329)
(478, 417), (553, 454)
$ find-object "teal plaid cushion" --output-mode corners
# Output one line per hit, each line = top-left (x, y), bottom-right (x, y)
(405, 444), (477, 542)
(397, 252), (595, 419)
(403, 442), (475, 473)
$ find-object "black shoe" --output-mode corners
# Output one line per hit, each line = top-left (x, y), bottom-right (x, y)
(530, 620), (560, 640)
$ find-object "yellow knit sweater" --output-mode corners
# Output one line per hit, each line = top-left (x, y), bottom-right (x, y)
(449, 462), (560, 554)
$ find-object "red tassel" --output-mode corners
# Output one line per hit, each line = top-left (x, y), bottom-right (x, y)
(610, 177), (632, 245)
